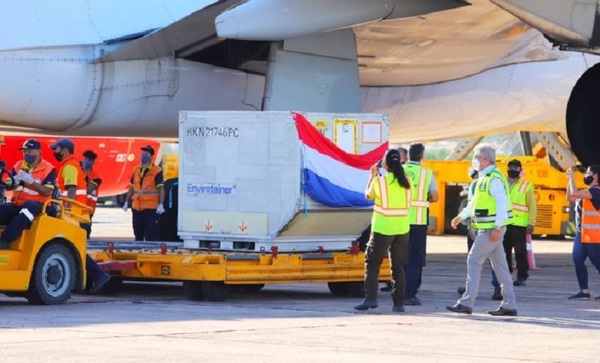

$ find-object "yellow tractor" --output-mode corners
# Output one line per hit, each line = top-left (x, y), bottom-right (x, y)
(0, 169), (89, 304)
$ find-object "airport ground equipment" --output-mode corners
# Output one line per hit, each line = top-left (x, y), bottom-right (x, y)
(88, 241), (389, 302)
(87, 111), (393, 301)
(0, 165), (90, 304)
(424, 156), (582, 237)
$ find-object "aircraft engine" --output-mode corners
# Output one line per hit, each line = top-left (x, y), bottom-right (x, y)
(215, 0), (395, 40)
(566, 62), (600, 166)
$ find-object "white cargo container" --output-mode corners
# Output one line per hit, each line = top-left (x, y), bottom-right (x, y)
(178, 111), (388, 252)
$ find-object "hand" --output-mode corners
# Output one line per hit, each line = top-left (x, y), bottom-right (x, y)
(450, 216), (463, 229)
(17, 170), (34, 184)
(122, 201), (128, 212)
(526, 224), (534, 235)
(11, 174), (22, 184)
(370, 164), (379, 177)
(156, 204), (165, 215)
(490, 227), (502, 242)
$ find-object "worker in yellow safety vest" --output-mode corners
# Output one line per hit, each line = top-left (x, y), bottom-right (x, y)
(493, 159), (537, 289)
(448, 143), (517, 316)
(354, 149), (412, 313)
(402, 143), (439, 306)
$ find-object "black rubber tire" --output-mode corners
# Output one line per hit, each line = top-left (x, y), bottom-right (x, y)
(27, 243), (76, 305)
(241, 283), (265, 293)
(182, 281), (205, 301)
(345, 282), (365, 298)
(327, 282), (348, 296)
(201, 281), (229, 301)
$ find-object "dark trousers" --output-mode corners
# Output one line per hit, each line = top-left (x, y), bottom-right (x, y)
(0, 201), (43, 242)
(503, 225), (529, 280)
(364, 232), (409, 305)
(405, 224), (428, 299)
(491, 225), (529, 287)
(132, 209), (159, 241)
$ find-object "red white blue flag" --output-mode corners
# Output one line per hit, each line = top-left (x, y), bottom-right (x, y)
(293, 112), (387, 207)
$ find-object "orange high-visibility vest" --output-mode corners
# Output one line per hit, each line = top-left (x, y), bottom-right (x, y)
(57, 155), (88, 210)
(131, 165), (162, 211)
(11, 159), (55, 206)
(581, 190), (600, 243)
(85, 168), (101, 216)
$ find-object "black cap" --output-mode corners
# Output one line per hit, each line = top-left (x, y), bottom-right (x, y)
(19, 138), (41, 150)
(141, 145), (155, 156)
(50, 138), (75, 153)
(508, 159), (522, 168)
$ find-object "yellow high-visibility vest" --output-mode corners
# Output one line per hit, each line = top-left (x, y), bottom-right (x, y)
(403, 163), (432, 225)
(509, 178), (532, 227)
(371, 173), (411, 235)
(472, 168), (513, 230)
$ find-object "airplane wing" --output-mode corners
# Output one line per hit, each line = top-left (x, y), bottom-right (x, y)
(97, 0), (245, 62)
(0, 0), (593, 153)
(97, 0), (562, 87)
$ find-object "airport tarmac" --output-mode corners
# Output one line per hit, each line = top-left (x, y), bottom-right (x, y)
(1, 207), (600, 362)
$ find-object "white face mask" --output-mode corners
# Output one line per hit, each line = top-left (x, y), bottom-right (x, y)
(471, 158), (481, 172)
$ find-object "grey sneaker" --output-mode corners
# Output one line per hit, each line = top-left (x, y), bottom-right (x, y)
(354, 299), (378, 311)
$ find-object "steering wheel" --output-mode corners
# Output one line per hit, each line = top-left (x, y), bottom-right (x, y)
(0, 163), (15, 188)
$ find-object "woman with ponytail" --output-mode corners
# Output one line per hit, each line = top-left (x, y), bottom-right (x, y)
(354, 149), (412, 313)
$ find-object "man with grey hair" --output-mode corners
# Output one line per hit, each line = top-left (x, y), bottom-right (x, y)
(447, 143), (518, 316)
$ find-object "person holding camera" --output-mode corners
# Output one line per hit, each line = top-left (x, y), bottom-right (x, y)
(354, 149), (412, 313)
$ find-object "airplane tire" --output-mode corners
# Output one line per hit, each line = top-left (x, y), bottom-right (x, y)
(27, 243), (75, 305)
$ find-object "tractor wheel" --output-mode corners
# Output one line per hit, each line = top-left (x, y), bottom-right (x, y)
(27, 243), (76, 305)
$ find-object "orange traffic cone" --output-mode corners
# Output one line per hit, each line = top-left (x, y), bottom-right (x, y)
(526, 233), (539, 270)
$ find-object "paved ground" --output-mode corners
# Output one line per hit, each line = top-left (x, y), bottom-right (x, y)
(1, 208), (600, 362)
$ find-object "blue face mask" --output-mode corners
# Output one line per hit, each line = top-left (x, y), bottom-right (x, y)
(141, 154), (151, 164)
(24, 154), (37, 164)
(82, 160), (93, 170)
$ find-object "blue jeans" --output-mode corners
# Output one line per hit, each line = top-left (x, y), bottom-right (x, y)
(572, 232), (600, 290)
(405, 224), (428, 299)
